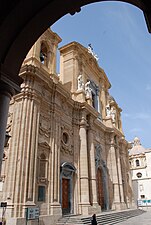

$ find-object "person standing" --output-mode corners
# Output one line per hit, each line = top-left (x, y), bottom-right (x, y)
(91, 214), (97, 225)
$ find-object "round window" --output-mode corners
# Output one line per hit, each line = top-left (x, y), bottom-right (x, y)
(63, 132), (69, 144)
(137, 172), (142, 178)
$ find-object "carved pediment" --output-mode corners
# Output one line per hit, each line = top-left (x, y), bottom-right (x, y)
(38, 142), (51, 151)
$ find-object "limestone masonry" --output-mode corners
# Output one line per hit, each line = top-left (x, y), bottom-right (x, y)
(0, 28), (135, 225)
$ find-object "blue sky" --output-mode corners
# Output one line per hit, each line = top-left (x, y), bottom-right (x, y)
(52, 1), (151, 148)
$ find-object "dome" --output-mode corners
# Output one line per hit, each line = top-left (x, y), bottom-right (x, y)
(133, 137), (141, 146)
(129, 137), (146, 156)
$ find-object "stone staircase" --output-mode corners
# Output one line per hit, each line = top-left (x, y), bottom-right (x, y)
(56, 209), (145, 225)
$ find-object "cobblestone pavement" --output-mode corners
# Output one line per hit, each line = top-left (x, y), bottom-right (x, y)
(117, 209), (151, 225)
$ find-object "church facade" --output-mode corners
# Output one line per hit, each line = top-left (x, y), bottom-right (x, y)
(0, 29), (134, 225)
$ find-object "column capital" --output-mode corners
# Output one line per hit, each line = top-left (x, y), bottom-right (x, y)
(0, 81), (15, 98)
(80, 117), (87, 127)
(88, 116), (95, 131)
(0, 64), (22, 93)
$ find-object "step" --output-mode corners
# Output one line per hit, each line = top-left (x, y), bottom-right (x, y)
(57, 209), (146, 225)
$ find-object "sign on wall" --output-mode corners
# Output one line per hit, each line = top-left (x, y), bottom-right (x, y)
(26, 207), (40, 220)
(138, 199), (151, 206)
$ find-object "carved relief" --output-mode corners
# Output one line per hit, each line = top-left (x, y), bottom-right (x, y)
(95, 144), (102, 168)
(62, 101), (72, 117)
(77, 74), (84, 91)
(39, 114), (51, 138)
(6, 113), (13, 133)
(94, 130), (104, 142)
(95, 144), (107, 170)
(37, 142), (50, 185)
(60, 126), (73, 156)
(38, 141), (51, 152)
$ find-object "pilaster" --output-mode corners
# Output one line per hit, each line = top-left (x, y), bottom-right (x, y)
(87, 116), (101, 213)
(50, 114), (62, 215)
(108, 134), (121, 210)
(10, 88), (41, 217)
(100, 84), (106, 119)
(116, 138), (125, 209)
(79, 110), (90, 215)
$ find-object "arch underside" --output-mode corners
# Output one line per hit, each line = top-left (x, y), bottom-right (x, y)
(0, 0), (151, 87)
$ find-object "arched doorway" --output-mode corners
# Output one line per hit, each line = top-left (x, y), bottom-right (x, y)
(95, 144), (110, 210)
(97, 168), (105, 209)
(97, 165), (109, 211)
(60, 162), (76, 214)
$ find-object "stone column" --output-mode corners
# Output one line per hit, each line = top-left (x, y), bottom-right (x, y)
(116, 138), (125, 208)
(10, 87), (41, 217)
(87, 117), (100, 212)
(50, 114), (62, 215)
(26, 96), (40, 201)
(79, 111), (90, 215)
(121, 142), (135, 208)
(96, 87), (102, 120)
(109, 134), (121, 210)
(72, 108), (80, 215)
(101, 84), (106, 119)
(119, 143), (128, 207)
(0, 81), (14, 173)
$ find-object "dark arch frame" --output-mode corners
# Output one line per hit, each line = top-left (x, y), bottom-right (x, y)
(0, 0), (151, 86)
(0, 0), (150, 174)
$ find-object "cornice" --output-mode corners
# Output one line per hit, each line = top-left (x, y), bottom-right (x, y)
(59, 41), (111, 89)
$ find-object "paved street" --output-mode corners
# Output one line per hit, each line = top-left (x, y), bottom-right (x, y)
(117, 210), (151, 225)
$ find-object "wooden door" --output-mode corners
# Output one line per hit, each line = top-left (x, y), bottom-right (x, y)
(97, 169), (105, 209)
(62, 178), (70, 214)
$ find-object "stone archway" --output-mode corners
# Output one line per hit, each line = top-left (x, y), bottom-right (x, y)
(97, 164), (110, 211)
(95, 144), (110, 210)
(60, 162), (76, 214)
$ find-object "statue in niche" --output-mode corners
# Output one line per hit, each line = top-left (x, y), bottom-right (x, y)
(111, 107), (116, 123)
(95, 144), (101, 168)
(85, 81), (92, 98)
(105, 104), (111, 117)
(77, 74), (84, 90)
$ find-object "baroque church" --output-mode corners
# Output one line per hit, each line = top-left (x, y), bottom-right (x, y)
(0, 28), (134, 225)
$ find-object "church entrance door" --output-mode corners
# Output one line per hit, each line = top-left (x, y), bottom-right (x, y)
(62, 178), (70, 214)
(97, 168), (105, 209)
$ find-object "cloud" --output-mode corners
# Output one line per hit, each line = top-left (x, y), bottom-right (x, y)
(129, 127), (143, 133)
(135, 113), (151, 120)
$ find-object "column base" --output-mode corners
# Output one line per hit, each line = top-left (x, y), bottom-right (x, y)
(127, 200), (137, 209)
(88, 203), (102, 215)
(50, 202), (62, 215)
(79, 203), (91, 215)
(112, 202), (127, 210)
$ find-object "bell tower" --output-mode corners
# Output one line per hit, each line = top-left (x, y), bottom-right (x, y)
(22, 28), (62, 75)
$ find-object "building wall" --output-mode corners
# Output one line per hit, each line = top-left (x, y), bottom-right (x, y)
(0, 29), (134, 225)
(129, 138), (151, 206)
